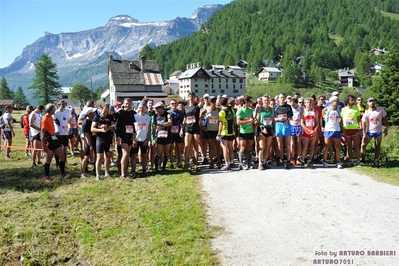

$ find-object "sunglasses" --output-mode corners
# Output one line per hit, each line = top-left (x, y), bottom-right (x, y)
(170, 103), (176, 105)
(298, 102), (304, 104)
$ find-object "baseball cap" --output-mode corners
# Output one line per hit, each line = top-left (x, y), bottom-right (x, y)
(115, 101), (122, 105)
(209, 96), (217, 102)
(85, 107), (97, 114)
(5, 104), (13, 109)
(109, 105), (115, 111)
(138, 101), (147, 108)
(332, 91), (340, 96)
(153, 102), (164, 108)
(329, 96), (339, 103)
(368, 97), (375, 102)
(203, 93), (210, 98)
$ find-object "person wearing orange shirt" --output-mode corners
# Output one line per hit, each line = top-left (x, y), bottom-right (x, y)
(22, 105), (34, 157)
(41, 104), (66, 183)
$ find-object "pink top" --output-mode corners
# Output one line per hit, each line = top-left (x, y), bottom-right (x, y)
(362, 107), (386, 133)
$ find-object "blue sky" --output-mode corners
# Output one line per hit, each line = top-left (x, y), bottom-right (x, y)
(0, 0), (232, 68)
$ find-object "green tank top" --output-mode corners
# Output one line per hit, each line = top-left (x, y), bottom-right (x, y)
(259, 106), (273, 127)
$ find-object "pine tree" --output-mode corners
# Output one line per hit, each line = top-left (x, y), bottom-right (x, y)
(0, 76), (14, 99)
(372, 46), (399, 125)
(69, 83), (92, 107)
(29, 53), (62, 105)
(13, 85), (30, 107)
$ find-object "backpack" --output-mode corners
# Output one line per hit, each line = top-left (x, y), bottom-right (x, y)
(20, 114), (27, 128)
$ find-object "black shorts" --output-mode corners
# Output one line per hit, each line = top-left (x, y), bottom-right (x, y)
(157, 136), (171, 145)
(96, 139), (112, 154)
(239, 133), (255, 141)
(25, 134), (30, 139)
(32, 133), (41, 141)
(47, 139), (61, 151)
(3, 131), (12, 140)
(221, 135), (235, 141)
(84, 136), (97, 156)
(130, 141), (149, 155)
(121, 133), (133, 146)
(117, 145), (122, 154)
(170, 134), (183, 144)
(186, 126), (201, 135)
(202, 130), (218, 140)
(260, 126), (273, 138)
(57, 135), (69, 146)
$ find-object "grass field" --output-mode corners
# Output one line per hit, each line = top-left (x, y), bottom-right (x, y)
(0, 111), (218, 265)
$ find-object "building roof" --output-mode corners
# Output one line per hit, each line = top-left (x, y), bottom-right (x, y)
(115, 92), (167, 98)
(258, 67), (281, 74)
(108, 58), (161, 85)
(178, 67), (210, 79)
(169, 70), (183, 79)
(338, 69), (355, 77)
(211, 65), (225, 70)
(0, 99), (14, 106)
(208, 69), (246, 78)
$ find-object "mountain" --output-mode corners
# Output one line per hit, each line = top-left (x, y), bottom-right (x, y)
(153, 0), (399, 87)
(0, 4), (223, 96)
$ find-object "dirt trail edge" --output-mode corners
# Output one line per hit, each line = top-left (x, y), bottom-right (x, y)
(201, 167), (399, 266)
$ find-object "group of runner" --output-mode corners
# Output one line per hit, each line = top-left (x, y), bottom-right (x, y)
(0, 90), (389, 182)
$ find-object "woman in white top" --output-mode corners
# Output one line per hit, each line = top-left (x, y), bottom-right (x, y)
(29, 105), (45, 167)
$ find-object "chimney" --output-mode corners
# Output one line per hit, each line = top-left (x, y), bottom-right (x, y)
(141, 56), (146, 72)
(109, 54), (113, 61)
(186, 64), (189, 70)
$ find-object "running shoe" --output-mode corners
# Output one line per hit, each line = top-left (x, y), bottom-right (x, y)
(209, 164), (215, 169)
(285, 163), (291, 169)
(32, 163), (37, 168)
(347, 159), (354, 167)
(96, 175), (100, 181)
(356, 161), (362, 167)
(202, 158), (209, 165)
(243, 164), (250, 170)
(307, 161), (314, 168)
(258, 163), (265, 170)
(170, 164), (175, 169)
(110, 162), (117, 167)
(44, 176), (52, 183)
(336, 162), (343, 169)
(238, 164), (243, 170)
(373, 160), (379, 167)
(277, 159), (283, 166)
(291, 159), (296, 166)
(81, 173), (87, 179)
(104, 173), (111, 178)
(193, 165), (201, 172)
(131, 171), (138, 178)
(323, 161), (328, 168)
(221, 165), (231, 171)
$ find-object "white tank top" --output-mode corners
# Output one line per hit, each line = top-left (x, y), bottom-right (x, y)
(290, 105), (302, 126)
(324, 108), (341, 132)
(29, 111), (41, 136)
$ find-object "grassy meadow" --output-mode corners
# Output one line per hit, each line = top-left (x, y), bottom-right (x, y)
(0, 111), (217, 265)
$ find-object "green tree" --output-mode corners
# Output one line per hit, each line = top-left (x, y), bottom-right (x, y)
(29, 53), (62, 105)
(69, 83), (92, 107)
(0, 77), (14, 99)
(372, 46), (399, 125)
(13, 85), (30, 107)
(139, 44), (155, 60)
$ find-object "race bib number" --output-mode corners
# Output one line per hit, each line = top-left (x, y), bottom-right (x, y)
(209, 117), (218, 124)
(305, 119), (315, 127)
(186, 116), (196, 124)
(171, 126), (179, 134)
(278, 114), (287, 120)
(136, 122), (146, 130)
(62, 125), (68, 133)
(157, 130), (168, 138)
(370, 118), (379, 125)
(263, 117), (272, 126)
(125, 125), (134, 133)
(290, 119), (300, 126)
(345, 118), (355, 126)
(330, 115), (339, 123)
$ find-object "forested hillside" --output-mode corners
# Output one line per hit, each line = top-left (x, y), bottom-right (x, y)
(153, 0), (399, 87)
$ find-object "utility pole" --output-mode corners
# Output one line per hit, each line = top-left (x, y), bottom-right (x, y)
(90, 78), (93, 100)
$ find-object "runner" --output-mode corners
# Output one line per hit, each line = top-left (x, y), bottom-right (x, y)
(1, 105), (15, 160)
(289, 98), (302, 166)
(322, 96), (343, 169)
(340, 95), (362, 167)
(91, 104), (114, 180)
(255, 95), (274, 170)
(200, 96), (220, 169)
(41, 104), (67, 182)
(80, 107), (97, 178)
(300, 98), (319, 167)
(68, 106), (79, 156)
(29, 105), (44, 168)
(168, 99), (185, 169)
(131, 102), (151, 177)
(22, 105), (34, 157)
(218, 97), (236, 170)
(360, 97), (388, 167)
(153, 102), (172, 172)
(114, 98), (136, 178)
(274, 94), (293, 169)
(236, 96), (255, 170)
(182, 92), (202, 171)
(54, 100), (72, 164)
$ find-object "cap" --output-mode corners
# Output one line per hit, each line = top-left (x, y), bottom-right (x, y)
(85, 107), (97, 114)
(332, 91), (340, 96)
(115, 101), (122, 105)
(329, 96), (339, 103)
(203, 93), (210, 98)
(209, 95), (217, 102)
(138, 101), (147, 108)
(109, 105), (115, 111)
(153, 102), (164, 109)
(368, 97), (375, 102)
(5, 104), (13, 109)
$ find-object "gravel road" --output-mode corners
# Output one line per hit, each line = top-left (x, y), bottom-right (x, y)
(201, 165), (399, 266)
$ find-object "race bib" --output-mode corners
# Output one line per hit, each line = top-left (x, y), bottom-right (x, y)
(51, 136), (58, 140)
(136, 122), (146, 130)
(345, 118), (355, 126)
(290, 119), (300, 126)
(125, 125), (134, 133)
(278, 114), (287, 120)
(209, 117), (218, 124)
(305, 119), (315, 127)
(263, 117), (272, 126)
(62, 125), (68, 133)
(157, 130), (168, 138)
(186, 116), (196, 124)
(370, 118), (379, 125)
(330, 115), (339, 123)
(171, 126), (179, 133)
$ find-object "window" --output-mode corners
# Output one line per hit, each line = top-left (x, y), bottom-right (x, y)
(195, 84), (198, 88)
(211, 90), (216, 93)
(211, 78), (214, 83)
(195, 90), (198, 93)
(226, 78), (228, 83)
(219, 84), (221, 89)
(211, 84), (214, 89)
(240, 84), (243, 89)
(205, 84), (208, 88)
(233, 78), (236, 83)
(233, 84), (236, 89)
(221, 90), (225, 93)
(62, 95), (68, 99)
(233, 90), (238, 93)
(226, 84), (228, 89)
(219, 78), (221, 83)
(240, 79), (243, 83)
(195, 79), (197, 82)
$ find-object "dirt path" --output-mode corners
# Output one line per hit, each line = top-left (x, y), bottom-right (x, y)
(201, 166), (399, 266)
